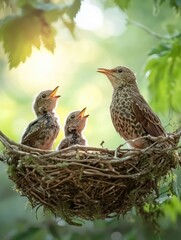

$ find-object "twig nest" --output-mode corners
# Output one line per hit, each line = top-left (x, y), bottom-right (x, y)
(0, 131), (180, 225)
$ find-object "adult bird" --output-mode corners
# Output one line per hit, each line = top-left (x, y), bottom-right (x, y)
(97, 66), (167, 149)
(58, 108), (89, 150)
(21, 86), (60, 150)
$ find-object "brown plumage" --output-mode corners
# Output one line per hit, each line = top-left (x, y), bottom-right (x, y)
(97, 66), (167, 149)
(58, 108), (89, 150)
(21, 86), (60, 150)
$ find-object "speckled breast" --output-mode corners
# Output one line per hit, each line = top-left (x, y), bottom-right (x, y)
(110, 87), (146, 141)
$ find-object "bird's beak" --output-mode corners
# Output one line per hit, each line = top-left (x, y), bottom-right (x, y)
(49, 86), (60, 98)
(97, 68), (113, 76)
(77, 107), (89, 119)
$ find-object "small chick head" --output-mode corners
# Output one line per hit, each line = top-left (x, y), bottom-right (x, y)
(33, 86), (60, 116)
(64, 108), (89, 135)
(97, 66), (136, 89)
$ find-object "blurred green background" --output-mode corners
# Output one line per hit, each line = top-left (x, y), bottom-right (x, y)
(0, 0), (181, 239)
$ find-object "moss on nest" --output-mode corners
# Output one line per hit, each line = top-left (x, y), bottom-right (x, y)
(0, 130), (180, 226)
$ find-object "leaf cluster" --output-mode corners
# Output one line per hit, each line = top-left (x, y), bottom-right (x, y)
(0, 0), (81, 68)
(145, 36), (181, 113)
(114, 0), (181, 12)
(154, 0), (181, 13)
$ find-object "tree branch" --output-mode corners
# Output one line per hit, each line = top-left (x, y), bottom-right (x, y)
(127, 19), (181, 40)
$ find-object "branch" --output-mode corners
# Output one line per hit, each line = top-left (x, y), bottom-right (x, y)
(127, 19), (181, 40)
(0, 129), (180, 164)
(0, 130), (52, 154)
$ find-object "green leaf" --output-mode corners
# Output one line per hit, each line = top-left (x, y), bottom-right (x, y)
(161, 196), (181, 223)
(0, 1), (81, 67)
(64, 0), (81, 35)
(145, 38), (181, 113)
(0, 14), (42, 68)
(18, 1), (69, 24)
(41, 24), (56, 52)
(153, 0), (181, 12)
(66, 0), (81, 20)
(0, 3), (63, 67)
(149, 42), (171, 56)
(18, 0), (68, 21)
(114, 0), (132, 10)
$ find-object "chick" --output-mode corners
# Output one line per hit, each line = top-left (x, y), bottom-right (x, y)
(21, 86), (60, 150)
(58, 108), (89, 150)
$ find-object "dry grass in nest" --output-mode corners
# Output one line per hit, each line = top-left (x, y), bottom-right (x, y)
(0, 130), (181, 226)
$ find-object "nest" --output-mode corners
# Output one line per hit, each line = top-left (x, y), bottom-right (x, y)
(0, 130), (181, 226)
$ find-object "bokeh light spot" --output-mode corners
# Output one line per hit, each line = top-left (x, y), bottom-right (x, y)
(75, 2), (103, 30)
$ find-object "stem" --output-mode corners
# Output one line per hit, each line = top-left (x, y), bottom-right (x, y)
(127, 19), (181, 40)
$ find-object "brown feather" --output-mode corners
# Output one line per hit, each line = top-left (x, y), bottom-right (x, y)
(132, 94), (166, 137)
(21, 118), (44, 145)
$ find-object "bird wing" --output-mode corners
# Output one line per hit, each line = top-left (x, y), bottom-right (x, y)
(132, 94), (166, 137)
(21, 117), (45, 145)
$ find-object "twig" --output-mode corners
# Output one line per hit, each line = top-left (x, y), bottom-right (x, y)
(42, 145), (115, 158)
(127, 19), (181, 40)
(0, 130), (52, 154)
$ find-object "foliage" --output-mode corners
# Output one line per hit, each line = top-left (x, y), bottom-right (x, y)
(145, 37), (181, 113)
(137, 172), (179, 230)
(0, 0), (180, 68)
(154, 0), (181, 12)
(0, 0), (180, 115)
(0, 0), (81, 68)
(114, 0), (181, 11)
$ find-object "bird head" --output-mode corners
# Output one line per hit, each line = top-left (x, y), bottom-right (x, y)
(65, 107), (89, 135)
(97, 66), (136, 89)
(33, 86), (60, 116)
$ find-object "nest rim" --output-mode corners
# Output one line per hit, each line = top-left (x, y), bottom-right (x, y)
(0, 130), (181, 226)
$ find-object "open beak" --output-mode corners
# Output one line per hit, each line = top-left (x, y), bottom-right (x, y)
(97, 68), (113, 76)
(49, 86), (60, 98)
(77, 107), (89, 119)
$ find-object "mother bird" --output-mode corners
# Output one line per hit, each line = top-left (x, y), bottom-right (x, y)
(97, 66), (167, 149)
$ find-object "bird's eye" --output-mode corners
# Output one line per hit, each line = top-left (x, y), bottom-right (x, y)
(117, 69), (123, 73)
(71, 114), (75, 119)
(42, 93), (46, 98)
